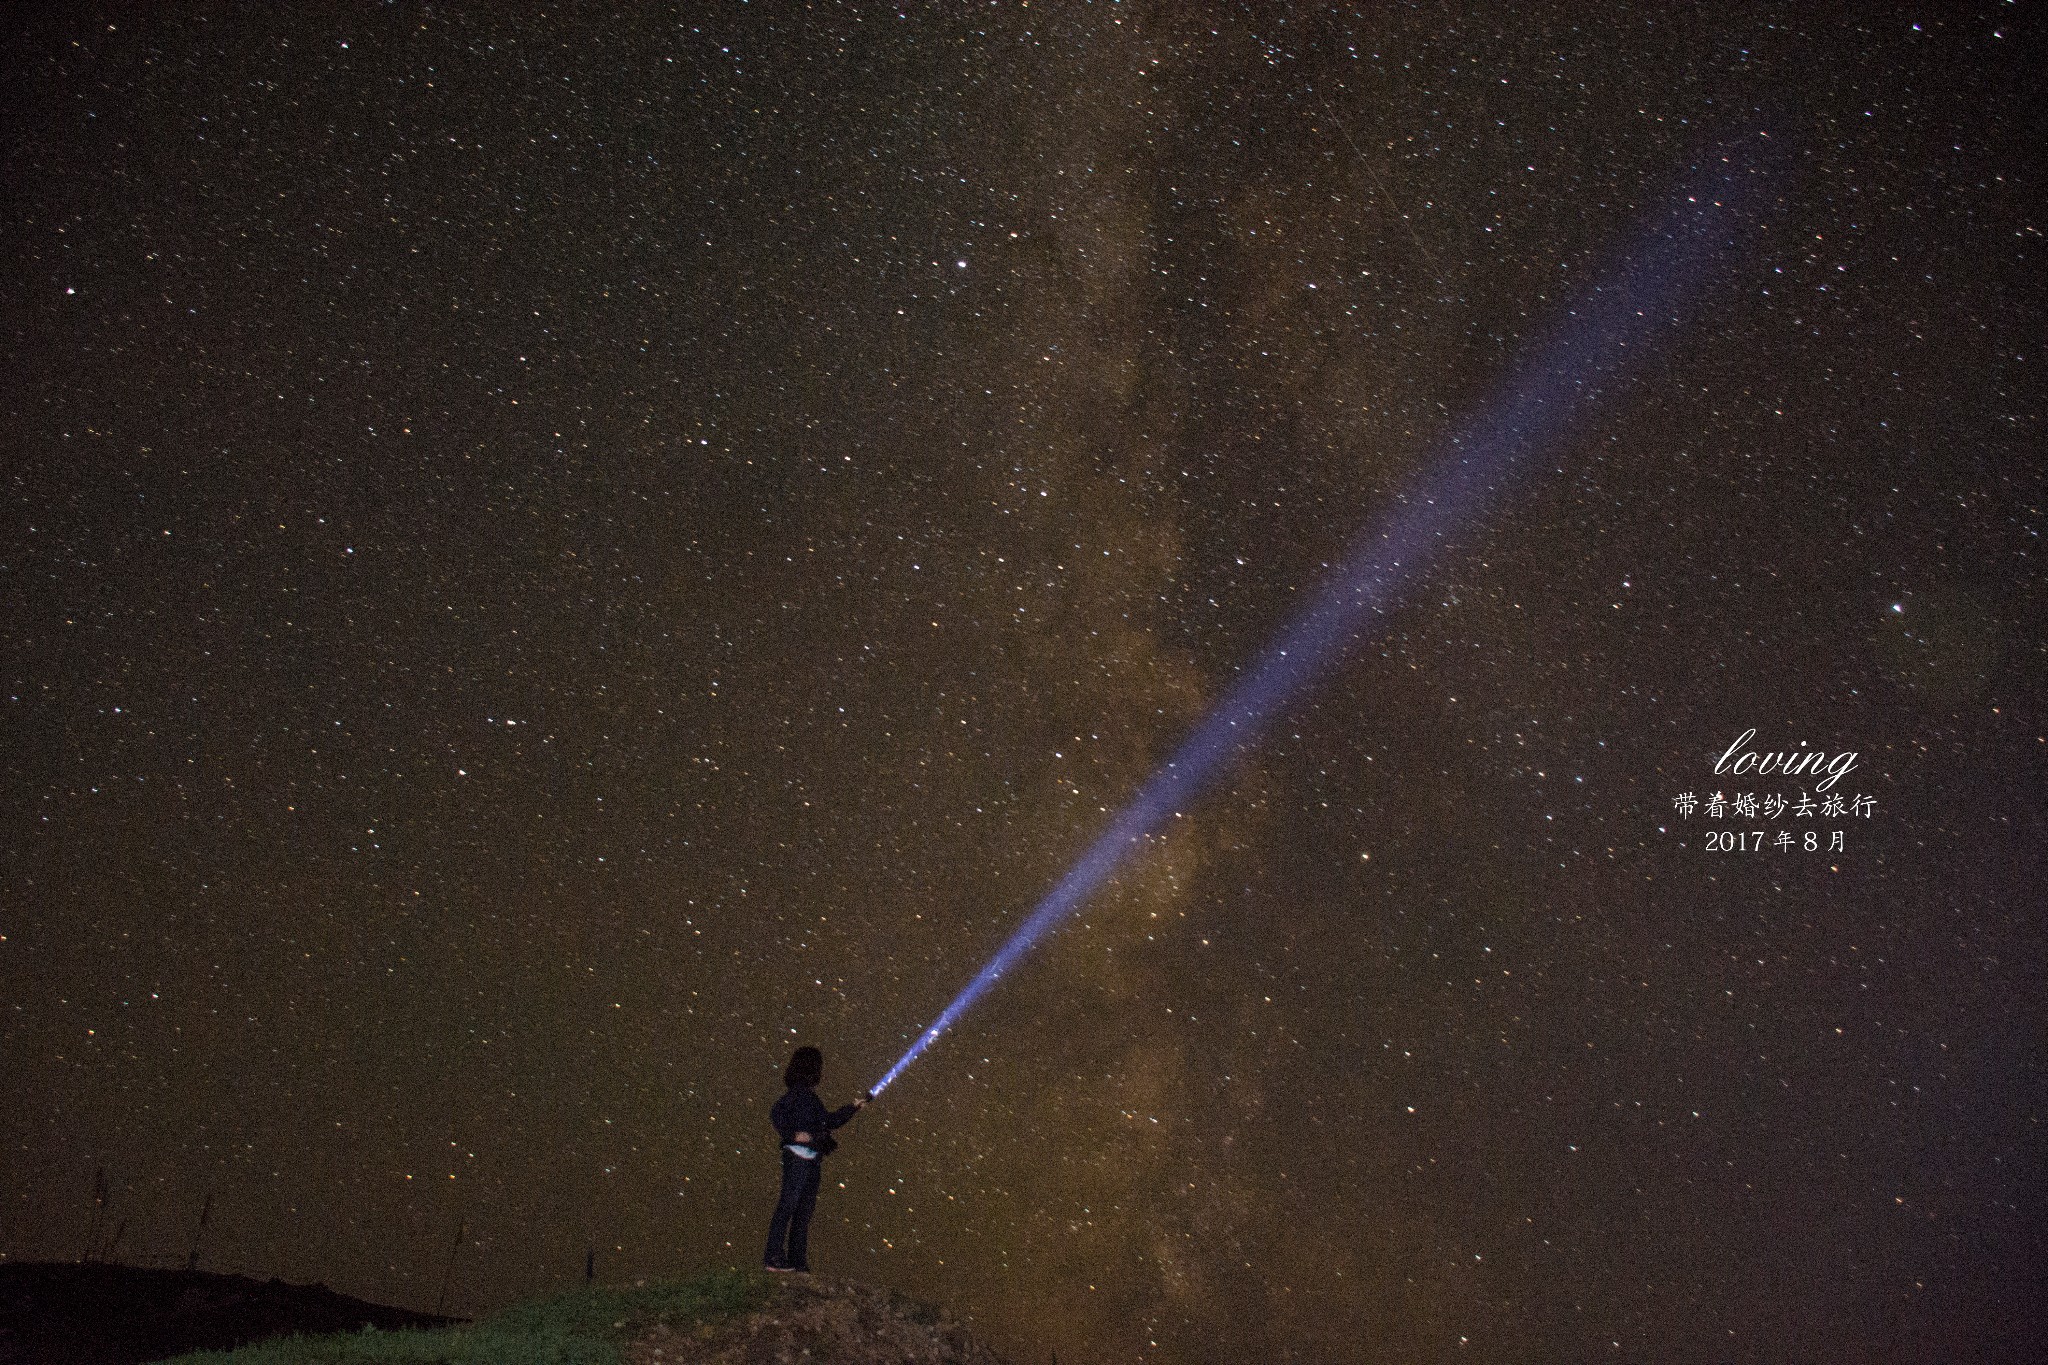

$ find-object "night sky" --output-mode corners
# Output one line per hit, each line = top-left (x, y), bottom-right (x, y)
(4, 4), (2043, 1362)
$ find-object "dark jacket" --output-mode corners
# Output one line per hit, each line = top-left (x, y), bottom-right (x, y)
(770, 1084), (858, 1157)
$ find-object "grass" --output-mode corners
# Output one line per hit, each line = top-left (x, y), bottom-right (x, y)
(156, 1268), (778, 1365)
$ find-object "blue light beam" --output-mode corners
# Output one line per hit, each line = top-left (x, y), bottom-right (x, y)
(870, 138), (1779, 1098)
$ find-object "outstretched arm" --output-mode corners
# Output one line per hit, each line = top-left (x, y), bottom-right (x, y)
(823, 1095), (869, 1130)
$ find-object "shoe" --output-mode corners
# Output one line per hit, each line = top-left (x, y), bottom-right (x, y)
(764, 1262), (795, 1274)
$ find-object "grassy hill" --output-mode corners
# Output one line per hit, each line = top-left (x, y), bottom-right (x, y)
(153, 1270), (1006, 1365)
(151, 1272), (771, 1365)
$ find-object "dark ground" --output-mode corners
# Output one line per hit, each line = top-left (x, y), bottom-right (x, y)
(0, 1263), (458, 1365)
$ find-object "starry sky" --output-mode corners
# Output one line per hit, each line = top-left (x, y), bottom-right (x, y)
(3, 4), (2043, 1362)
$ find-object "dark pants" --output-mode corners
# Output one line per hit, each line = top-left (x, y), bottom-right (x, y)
(763, 1150), (822, 1270)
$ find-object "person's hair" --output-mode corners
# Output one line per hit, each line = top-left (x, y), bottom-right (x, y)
(783, 1046), (823, 1089)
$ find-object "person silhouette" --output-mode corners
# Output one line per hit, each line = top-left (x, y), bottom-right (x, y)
(762, 1045), (868, 1273)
